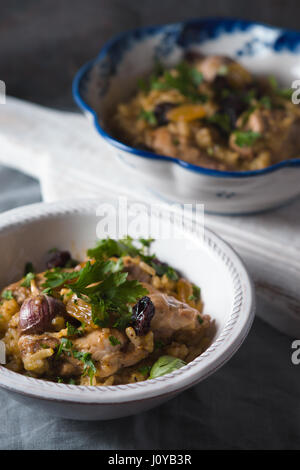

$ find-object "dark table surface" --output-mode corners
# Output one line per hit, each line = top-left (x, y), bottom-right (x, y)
(0, 1), (299, 449)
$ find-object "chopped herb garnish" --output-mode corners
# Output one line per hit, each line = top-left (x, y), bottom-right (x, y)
(268, 75), (293, 100)
(234, 130), (261, 147)
(66, 322), (84, 337)
(73, 350), (96, 384)
(138, 365), (151, 376)
(40, 343), (50, 349)
(69, 378), (76, 385)
(87, 236), (153, 262)
(2, 290), (13, 300)
(197, 315), (204, 325)
(69, 259), (148, 329)
(151, 261), (179, 281)
(154, 340), (165, 350)
(56, 337), (73, 358)
(56, 338), (96, 385)
(109, 335), (121, 346)
(139, 109), (157, 126)
(147, 61), (206, 102)
(21, 272), (35, 288)
(57, 377), (64, 383)
(259, 95), (272, 109)
(189, 284), (201, 302)
(42, 268), (78, 294)
(208, 113), (232, 134)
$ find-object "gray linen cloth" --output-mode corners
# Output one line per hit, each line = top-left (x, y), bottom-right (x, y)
(0, 165), (299, 450)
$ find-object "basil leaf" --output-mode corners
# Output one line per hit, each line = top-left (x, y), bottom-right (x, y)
(149, 355), (186, 379)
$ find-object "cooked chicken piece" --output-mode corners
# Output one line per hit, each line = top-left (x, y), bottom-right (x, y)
(196, 56), (252, 87)
(147, 126), (179, 158)
(18, 334), (60, 375)
(197, 55), (233, 82)
(74, 328), (126, 362)
(122, 258), (152, 283)
(18, 334), (59, 356)
(74, 327), (153, 378)
(234, 108), (300, 162)
(142, 283), (212, 344)
(18, 333), (83, 377)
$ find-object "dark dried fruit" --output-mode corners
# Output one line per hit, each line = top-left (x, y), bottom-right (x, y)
(220, 93), (247, 130)
(154, 102), (176, 126)
(46, 250), (71, 269)
(19, 294), (67, 334)
(132, 296), (155, 336)
(184, 50), (204, 63)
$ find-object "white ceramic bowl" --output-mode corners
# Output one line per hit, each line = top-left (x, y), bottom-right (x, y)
(73, 18), (300, 215)
(0, 199), (254, 420)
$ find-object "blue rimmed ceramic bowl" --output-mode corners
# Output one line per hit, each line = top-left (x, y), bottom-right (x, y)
(73, 17), (300, 215)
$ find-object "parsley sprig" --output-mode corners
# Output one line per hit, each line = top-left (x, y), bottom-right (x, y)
(70, 259), (148, 329)
(138, 60), (206, 103)
(88, 237), (178, 281)
(42, 268), (78, 294)
(234, 130), (261, 147)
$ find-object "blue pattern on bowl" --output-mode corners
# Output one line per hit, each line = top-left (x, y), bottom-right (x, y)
(72, 17), (300, 214)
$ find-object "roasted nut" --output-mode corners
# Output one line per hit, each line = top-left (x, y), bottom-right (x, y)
(19, 294), (67, 334)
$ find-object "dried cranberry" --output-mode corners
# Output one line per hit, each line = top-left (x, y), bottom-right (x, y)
(46, 250), (71, 269)
(132, 296), (155, 336)
(154, 102), (176, 126)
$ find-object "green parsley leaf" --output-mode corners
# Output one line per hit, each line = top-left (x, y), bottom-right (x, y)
(154, 340), (165, 350)
(42, 268), (78, 293)
(259, 95), (272, 109)
(69, 259), (148, 330)
(190, 68), (204, 86)
(234, 130), (261, 147)
(21, 272), (35, 288)
(72, 350), (96, 385)
(56, 338), (96, 385)
(66, 322), (84, 337)
(208, 113), (232, 134)
(87, 237), (155, 264)
(139, 109), (157, 126)
(56, 338), (73, 358)
(150, 261), (179, 281)
(109, 335), (121, 346)
(190, 284), (201, 302)
(2, 290), (13, 300)
(138, 365), (151, 376)
(268, 75), (279, 90)
(197, 315), (204, 325)
(268, 75), (293, 100)
(149, 61), (207, 102)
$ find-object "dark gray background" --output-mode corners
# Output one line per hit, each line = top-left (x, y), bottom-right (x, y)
(1, 0), (299, 108)
(0, 0), (299, 450)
